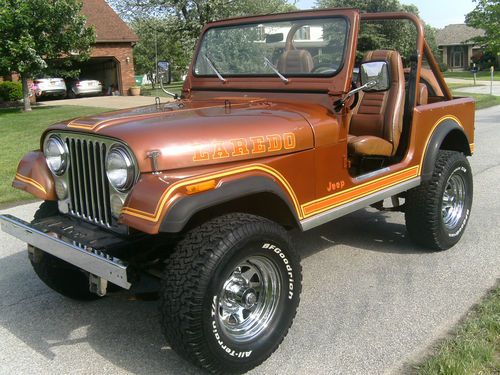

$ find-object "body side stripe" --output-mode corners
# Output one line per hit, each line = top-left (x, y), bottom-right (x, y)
(302, 166), (419, 217)
(122, 164), (303, 221)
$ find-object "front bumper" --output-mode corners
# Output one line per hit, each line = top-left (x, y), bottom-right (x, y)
(0, 214), (131, 289)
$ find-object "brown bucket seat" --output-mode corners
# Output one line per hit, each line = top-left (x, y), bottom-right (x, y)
(348, 50), (405, 157)
(277, 49), (314, 74)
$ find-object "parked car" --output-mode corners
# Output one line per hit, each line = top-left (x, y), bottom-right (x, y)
(33, 77), (66, 98)
(66, 79), (103, 98)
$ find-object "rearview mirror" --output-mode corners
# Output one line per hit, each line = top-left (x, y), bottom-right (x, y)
(359, 61), (390, 92)
(266, 33), (284, 44)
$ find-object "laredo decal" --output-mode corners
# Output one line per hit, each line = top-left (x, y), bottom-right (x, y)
(193, 133), (296, 162)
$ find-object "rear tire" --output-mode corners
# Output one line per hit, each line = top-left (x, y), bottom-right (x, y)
(405, 150), (473, 250)
(160, 213), (302, 374)
(30, 201), (100, 301)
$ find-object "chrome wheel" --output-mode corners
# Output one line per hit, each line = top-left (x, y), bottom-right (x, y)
(442, 172), (466, 229)
(217, 256), (281, 343)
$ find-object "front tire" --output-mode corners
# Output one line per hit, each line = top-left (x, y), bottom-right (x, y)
(405, 150), (473, 250)
(160, 213), (302, 374)
(29, 201), (100, 301)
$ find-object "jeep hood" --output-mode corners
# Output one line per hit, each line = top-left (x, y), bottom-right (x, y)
(48, 99), (315, 172)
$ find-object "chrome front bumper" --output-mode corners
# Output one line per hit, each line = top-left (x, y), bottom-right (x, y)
(0, 214), (131, 289)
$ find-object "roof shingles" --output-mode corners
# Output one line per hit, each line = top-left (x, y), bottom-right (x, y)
(81, 0), (138, 43)
(435, 24), (484, 46)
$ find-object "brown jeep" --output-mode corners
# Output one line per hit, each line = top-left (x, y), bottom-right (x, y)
(0, 8), (474, 374)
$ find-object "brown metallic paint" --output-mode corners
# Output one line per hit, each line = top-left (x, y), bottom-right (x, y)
(12, 10), (474, 235)
(12, 151), (56, 201)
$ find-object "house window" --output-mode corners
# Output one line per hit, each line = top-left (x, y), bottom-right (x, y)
(295, 26), (311, 40)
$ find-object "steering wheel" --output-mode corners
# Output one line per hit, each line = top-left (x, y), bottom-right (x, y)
(311, 63), (338, 74)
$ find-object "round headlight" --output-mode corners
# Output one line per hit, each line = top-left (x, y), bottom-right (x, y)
(105, 146), (135, 192)
(44, 135), (68, 175)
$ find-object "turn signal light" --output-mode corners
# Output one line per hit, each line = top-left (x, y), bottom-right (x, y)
(185, 180), (217, 195)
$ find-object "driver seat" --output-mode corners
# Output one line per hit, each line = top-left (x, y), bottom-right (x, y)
(277, 49), (314, 74)
(348, 50), (405, 157)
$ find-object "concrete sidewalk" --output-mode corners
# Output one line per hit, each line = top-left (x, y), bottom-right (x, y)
(37, 95), (172, 110)
(445, 77), (500, 96)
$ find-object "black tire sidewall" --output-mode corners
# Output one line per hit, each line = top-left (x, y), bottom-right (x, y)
(202, 232), (300, 370)
(436, 156), (473, 248)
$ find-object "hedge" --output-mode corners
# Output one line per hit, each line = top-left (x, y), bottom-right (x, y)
(0, 81), (23, 102)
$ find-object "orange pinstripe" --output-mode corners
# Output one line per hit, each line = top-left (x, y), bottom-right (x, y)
(14, 173), (47, 194)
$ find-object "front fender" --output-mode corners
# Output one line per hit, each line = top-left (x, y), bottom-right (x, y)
(159, 175), (300, 232)
(12, 151), (56, 201)
(120, 168), (301, 234)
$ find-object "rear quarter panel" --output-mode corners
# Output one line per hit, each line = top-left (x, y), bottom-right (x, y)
(410, 97), (475, 171)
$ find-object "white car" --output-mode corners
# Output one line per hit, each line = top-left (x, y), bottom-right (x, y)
(33, 78), (67, 98)
(67, 79), (103, 98)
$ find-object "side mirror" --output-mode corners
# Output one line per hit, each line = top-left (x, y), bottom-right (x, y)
(158, 61), (172, 85)
(157, 61), (178, 99)
(359, 61), (390, 92)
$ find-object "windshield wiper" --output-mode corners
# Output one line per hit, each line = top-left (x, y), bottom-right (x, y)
(264, 57), (289, 84)
(204, 54), (226, 83)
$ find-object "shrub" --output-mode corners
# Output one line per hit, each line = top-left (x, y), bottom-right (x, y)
(438, 61), (448, 72)
(0, 81), (23, 102)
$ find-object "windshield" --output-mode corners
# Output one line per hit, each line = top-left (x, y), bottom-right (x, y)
(194, 16), (348, 78)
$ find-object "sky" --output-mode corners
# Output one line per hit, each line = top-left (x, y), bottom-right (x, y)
(295, 0), (477, 29)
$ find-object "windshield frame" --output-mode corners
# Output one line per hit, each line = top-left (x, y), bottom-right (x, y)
(192, 15), (351, 80)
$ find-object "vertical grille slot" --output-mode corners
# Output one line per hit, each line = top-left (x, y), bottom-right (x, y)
(64, 135), (112, 227)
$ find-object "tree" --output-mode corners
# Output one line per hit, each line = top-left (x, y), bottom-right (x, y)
(131, 17), (192, 85)
(0, 0), (95, 111)
(466, 0), (500, 59)
(109, 0), (296, 84)
(316, 0), (437, 64)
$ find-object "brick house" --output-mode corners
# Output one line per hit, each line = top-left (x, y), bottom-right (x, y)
(2, 0), (138, 96)
(81, 0), (139, 95)
(436, 24), (485, 71)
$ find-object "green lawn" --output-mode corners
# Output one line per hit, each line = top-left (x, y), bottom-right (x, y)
(447, 83), (484, 90)
(0, 105), (110, 205)
(140, 81), (183, 98)
(445, 82), (500, 109)
(415, 285), (500, 375)
(452, 92), (500, 110)
(444, 70), (499, 81)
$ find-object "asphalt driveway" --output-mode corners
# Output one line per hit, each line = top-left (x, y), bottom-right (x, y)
(0, 106), (499, 374)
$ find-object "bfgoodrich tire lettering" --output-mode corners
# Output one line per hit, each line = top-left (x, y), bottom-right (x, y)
(160, 213), (302, 374)
(405, 150), (473, 250)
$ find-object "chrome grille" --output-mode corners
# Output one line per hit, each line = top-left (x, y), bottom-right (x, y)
(64, 136), (112, 227)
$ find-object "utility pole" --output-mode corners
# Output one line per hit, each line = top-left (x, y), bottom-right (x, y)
(155, 29), (158, 86)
